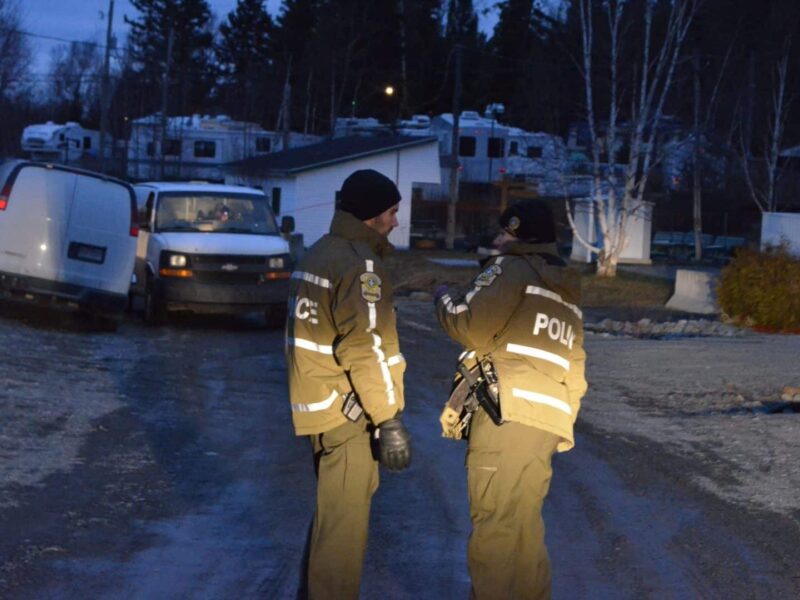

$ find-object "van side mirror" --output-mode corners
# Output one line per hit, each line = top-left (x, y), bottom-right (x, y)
(280, 216), (295, 234)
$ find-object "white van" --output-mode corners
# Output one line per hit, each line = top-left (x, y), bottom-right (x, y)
(0, 160), (137, 326)
(130, 182), (294, 323)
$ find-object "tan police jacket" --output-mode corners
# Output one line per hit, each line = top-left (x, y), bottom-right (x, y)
(436, 242), (587, 452)
(285, 210), (405, 435)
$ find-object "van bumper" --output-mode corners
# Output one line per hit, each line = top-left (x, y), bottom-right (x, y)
(0, 271), (127, 314)
(159, 278), (290, 314)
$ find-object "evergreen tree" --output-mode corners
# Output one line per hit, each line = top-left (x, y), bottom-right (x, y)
(125, 0), (216, 115)
(216, 0), (276, 123)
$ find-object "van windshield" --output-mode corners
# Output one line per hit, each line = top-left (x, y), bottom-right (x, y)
(155, 192), (278, 234)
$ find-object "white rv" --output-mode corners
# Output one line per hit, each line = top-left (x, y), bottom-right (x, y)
(130, 182), (295, 324)
(20, 122), (101, 164)
(127, 114), (320, 182)
(0, 160), (138, 327)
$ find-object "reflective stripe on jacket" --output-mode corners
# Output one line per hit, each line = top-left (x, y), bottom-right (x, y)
(436, 242), (587, 452)
(286, 210), (405, 435)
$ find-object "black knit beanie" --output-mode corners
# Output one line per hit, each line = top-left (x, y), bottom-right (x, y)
(499, 200), (557, 243)
(338, 169), (401, 221)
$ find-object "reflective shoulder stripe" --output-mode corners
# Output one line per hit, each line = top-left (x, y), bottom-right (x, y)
(506, 343), (570, 371)
(441, 293), (468, 314)
(287, 337), (333, 354)
(292, 271), (331, 289)
(464, 285), (481, 304)
(291, 390), (338, 413)
(512, 388), (572, 415)
(387, 353), (404, 367)
(364, 258), (396, 406)
(525, 285), (582, 319)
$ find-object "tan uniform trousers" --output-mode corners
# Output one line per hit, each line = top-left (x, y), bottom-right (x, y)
(306, 419), (379, 600)
(466, 409), (560, 600)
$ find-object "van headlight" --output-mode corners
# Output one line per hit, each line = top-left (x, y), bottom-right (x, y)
(169, 254), (188, 267)
(268, 256), (285, 269)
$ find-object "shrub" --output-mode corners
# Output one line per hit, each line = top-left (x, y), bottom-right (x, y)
(717, 245), (800, 332)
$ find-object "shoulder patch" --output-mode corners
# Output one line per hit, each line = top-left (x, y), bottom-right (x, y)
(474, 263), (502, 287)
(360, 272), (382, 302)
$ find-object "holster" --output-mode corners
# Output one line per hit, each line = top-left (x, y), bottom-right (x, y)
(439, 358), (502, 440)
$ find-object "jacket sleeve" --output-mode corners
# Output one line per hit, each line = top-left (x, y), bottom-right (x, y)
(565, 325), (587, 422)
(332, 261), (403, 426)
(435, 257), (520, 349)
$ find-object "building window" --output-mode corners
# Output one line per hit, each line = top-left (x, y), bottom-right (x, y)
(459, 136), (476, 157)
(526, 146), (543, 159)
(164, 139), (181, 156)
(83, 137), (92, 149)
(256, 137), (271, 153)
(487, 137), (504, 158)
(146, 141), (156, 157)
(509, 141), (519, 156)
(194, 140), (216, 158)
(271, 187), (282, 215)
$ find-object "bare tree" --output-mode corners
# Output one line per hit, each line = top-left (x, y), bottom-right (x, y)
(737, 37), (793, 214)
(568, 0), (698, 277)
(0, 0), (30, 94)
(49, 41), (103, 123)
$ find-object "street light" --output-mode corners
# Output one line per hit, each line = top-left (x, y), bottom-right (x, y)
(350, 84), (396, 123)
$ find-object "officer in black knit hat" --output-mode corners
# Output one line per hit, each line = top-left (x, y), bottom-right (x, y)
(434, 198), (587, 599)
(287, 168), (411, 599)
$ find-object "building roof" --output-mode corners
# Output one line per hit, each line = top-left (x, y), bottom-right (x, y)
(231, 135), (437, 176)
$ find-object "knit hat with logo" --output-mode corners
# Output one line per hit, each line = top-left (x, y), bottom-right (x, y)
(338, 169), (401, 221)
(499, 200), (557, 243)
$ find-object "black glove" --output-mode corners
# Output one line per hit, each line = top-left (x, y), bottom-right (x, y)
(377, 417), (412, 471)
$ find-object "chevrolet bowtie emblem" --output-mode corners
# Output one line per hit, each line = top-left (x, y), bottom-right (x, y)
(220, 263), (238, 271)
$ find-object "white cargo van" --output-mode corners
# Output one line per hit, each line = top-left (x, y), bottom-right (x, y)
(130, 182), (294, 324)
(0, 160), (138, 326)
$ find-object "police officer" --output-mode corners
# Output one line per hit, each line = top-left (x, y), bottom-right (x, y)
(286, 169), (412, 600)
(435, 200), (587, 599)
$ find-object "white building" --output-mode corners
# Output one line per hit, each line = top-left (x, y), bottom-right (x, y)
(127, 113), (320, 182)
(20, 121), (102, 164)
(225, 135), (441, 249)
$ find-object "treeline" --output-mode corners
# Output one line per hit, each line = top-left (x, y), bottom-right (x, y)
(1, 0), (800, 165)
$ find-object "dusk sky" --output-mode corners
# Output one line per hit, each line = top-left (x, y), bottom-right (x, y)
(23, 0), (502, 79)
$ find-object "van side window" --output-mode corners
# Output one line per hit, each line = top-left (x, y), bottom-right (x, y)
(83, 137), (92, 149)
(194, 141), (216, 158)
(271, 187), (282, 215)
(509, 141), (519, 156)
(459, 136), (476, 157)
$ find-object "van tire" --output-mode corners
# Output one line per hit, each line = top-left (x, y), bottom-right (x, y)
(144, 279), (167, 325)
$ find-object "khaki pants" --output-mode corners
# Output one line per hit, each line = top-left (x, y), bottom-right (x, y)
(466, 409), (559, 600)
(305, 419), (379, 600)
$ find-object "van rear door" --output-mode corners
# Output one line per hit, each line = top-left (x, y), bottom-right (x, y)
(64, 175), (136, 295)
(0, 164), (75, 281)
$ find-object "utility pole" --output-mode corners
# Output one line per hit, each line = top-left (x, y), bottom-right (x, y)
(99, 0), (114, 174)
(445, 44), (462, 250)
(159, 28), (174, 180)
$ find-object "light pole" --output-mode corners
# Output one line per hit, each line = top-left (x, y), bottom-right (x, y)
(350, 85), (395, 126)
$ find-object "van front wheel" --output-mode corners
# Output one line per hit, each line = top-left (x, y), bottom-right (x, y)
(144, 280), (167, 325)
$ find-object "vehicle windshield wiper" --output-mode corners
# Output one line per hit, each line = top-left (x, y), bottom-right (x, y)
(221, 226), (263, 234)
(158, 225), (200, 232)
